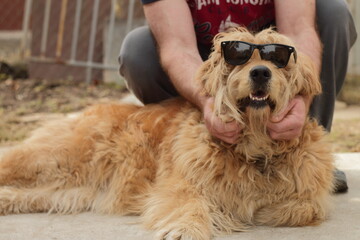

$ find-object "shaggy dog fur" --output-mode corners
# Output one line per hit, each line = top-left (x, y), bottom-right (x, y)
(0, 28), (334, 239)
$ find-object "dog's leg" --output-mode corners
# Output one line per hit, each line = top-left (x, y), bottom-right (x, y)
(0, 115), (103, 188)
(142, 177), (212, 240)
(0, 144), (90, 188)
(0, 185), (96, 215)
(254, 197), (329, 227)
(89, 165), (156, 215)
(0, 139), (120, 215)
(0, 125), (98, 214)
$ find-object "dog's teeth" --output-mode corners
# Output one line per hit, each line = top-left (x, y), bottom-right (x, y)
(249, 93), (269, 101)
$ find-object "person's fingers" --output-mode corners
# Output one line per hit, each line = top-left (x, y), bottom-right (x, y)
(212, 130), (240, 144)
(202, 96), (244, 144)
(267, 114), (303, 133)
(205, 116), (242, 144)
(205, 117), (242, 143)
(267, 96), (306, 140)
(270, 95), (307, 123)
(210, 118), (240, 134)
(268, 114), (304, 140)
(270, 99), (296, 123)
(268, 127), (302, 140)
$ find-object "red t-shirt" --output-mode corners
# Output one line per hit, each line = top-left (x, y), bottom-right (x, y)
(187, 0), (275, 45)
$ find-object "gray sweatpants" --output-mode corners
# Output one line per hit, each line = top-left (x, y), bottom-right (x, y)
(118, 0), (357, 132)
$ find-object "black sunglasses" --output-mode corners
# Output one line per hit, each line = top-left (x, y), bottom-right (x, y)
(221, 41), (297, 68)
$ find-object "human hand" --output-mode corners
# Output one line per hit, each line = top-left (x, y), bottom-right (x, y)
(267, 95), (307, 140)
(202, 97), (243, 144)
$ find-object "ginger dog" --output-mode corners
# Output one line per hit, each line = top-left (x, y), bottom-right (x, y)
(0, 28), (334, 239)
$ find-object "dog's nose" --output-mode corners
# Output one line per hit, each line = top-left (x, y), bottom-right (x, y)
(250, 66), (271, 84)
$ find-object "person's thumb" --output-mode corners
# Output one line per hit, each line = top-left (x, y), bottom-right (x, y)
(271, 99), (296, 123)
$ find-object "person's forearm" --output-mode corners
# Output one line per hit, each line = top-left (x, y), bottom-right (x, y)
(275, 0), (322, 73)
(280, 28), (322, 73)
(143, 0), (207, 110)
(275, 0), (321, 114)
(160, 47), (205, 108)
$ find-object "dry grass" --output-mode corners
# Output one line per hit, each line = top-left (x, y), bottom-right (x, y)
(329, 118), (360, 152)
(0, 78), (126, 146)
(338, 75), (360, 105)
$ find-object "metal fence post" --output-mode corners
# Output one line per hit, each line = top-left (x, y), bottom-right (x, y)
(21, 0), (32, 58)
(70, 0), (83, 64)
(126, 0), (136, 34)
(105, 0), (116, 65)
(85, 0), (100, 84)
(40, 0), (52, 57)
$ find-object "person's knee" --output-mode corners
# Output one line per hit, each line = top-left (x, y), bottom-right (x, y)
(118, 27), (177, 103)
(317, 0), (357, 48)
(119, 26), (151, 78)
(317, 0), (355, 30)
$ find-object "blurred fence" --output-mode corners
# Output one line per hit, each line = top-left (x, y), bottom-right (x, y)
(0, 0), (359, 83)
(0, 0), (145, 84)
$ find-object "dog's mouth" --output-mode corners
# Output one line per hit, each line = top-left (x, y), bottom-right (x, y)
(249, 91), (269, 102)
(237, 90), (275, 111)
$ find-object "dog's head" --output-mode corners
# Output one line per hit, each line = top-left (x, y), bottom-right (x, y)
(197, 27), (321, 126)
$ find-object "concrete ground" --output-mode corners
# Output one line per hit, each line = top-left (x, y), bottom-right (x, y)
(0, 96), (359, 240)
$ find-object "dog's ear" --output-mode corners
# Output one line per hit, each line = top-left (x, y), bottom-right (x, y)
(294, 54), (322, 98)
(196, 53), (223, 96)
(196, 33), (231, 96)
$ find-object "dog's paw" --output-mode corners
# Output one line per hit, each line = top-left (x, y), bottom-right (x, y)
(155, 228), (201, 240)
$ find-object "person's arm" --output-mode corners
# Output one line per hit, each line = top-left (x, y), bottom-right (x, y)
(275, 0), (322, 72)
(267, 0), (322, 140)
(144, 0), (242, 143)
(143, 0), (203, 107)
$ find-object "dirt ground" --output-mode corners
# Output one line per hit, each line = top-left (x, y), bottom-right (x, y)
(0, 78), (359, 152)
(0, 78), (127, 145)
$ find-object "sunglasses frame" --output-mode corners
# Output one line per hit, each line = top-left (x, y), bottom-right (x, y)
(221, 41), (297, 68)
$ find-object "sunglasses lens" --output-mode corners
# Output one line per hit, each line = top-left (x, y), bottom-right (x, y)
(260, 45), (291, 68)
(223, 42), (253, 65)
